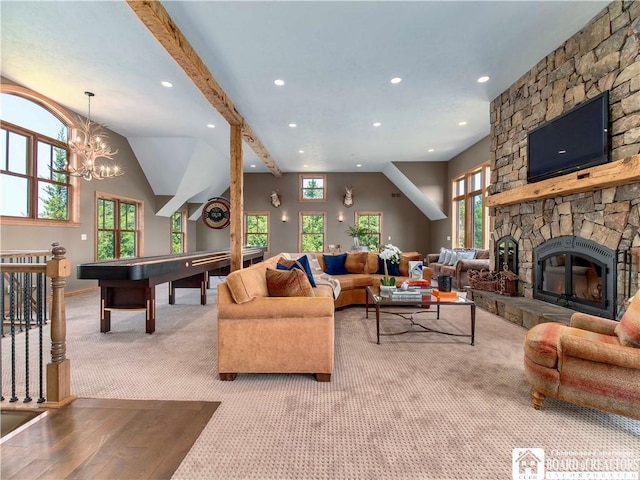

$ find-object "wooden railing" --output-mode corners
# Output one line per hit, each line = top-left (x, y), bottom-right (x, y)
(0, 243), (74, 408)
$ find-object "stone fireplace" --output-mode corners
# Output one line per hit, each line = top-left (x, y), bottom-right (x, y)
(487, 2), (640, 321)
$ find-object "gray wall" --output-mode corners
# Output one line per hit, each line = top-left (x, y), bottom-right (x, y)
(428, 136), (491, 250)
(196, 172), (433, 257)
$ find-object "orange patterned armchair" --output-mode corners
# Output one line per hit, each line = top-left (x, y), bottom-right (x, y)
(523, 293), (640, 420)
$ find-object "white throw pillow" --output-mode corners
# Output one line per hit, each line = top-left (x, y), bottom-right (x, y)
(447, 251), (458, 266)
(437, 247), (447, 263)
(456, 250), (477, 261)
(441, 249), (452, 265)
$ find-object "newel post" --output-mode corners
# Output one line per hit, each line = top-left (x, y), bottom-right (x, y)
(45, 242), (76, 407)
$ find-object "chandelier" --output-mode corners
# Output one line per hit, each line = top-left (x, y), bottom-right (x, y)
(57, 91), (122, 180)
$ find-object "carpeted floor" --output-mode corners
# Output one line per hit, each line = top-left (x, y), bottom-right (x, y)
(2, 286), (639, 479)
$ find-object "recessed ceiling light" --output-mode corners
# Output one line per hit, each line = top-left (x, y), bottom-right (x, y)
(274, 79), (285, 86)
(288, 123), (297, 128)
(428, 148), (435, 152)
(458, 121), (467, 126)
(250, 164), (256, 168)
(477, 76), (490, 83)
(207, 124), (215, 129)
(356, 164), (362, 168)
(298, 150), (305, 154)
(390, 77), (402, 84)
(373, 122), (381, 127)
(303, 164), (309, 168)
(161, 81), (173, 88)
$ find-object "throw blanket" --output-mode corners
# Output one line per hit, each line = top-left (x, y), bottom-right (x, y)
(314, 273), (342, 300)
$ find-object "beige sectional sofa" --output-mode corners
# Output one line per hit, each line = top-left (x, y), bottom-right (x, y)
(426, 249), (490, 291)
(216, 251), (433, 382)
(217, 255), (335, 382)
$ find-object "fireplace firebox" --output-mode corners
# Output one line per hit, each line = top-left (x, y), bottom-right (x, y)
(534, 236), (616, 319)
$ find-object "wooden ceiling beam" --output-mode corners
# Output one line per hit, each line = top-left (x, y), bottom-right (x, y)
(126, 0), (282, 177)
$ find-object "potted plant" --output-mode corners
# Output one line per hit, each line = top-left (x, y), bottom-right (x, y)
(345, 224), (368, 250)
(379, 244), (402, 289)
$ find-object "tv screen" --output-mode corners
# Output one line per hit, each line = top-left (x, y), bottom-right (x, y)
(527, 91), (609, 183)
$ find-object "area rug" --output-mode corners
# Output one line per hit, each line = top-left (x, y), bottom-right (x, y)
(2, 287), (639, 479)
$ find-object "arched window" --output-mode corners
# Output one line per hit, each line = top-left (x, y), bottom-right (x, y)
(0, 85), (78, 225)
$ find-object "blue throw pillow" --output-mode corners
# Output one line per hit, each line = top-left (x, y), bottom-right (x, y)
(324, 253), (348, 275)
(277, 255), (316, 287)
(377, 256), (400, 276)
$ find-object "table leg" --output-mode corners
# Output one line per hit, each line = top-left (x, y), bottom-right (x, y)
(471, 303), (476, 346)
(100, 289), (110, 333)
(365, 289), (370, 319)
(376, 304), (381, 345)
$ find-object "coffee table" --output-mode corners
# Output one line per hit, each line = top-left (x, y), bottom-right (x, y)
(365, 286), (475, 345)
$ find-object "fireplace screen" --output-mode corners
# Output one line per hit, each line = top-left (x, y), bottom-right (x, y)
(534, 236), (615, 319)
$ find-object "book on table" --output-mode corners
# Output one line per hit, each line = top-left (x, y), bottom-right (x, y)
(432, 289), (458, 299)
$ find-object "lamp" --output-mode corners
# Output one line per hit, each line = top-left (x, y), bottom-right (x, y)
(55, 91), (122, 180)
(338, 213), (344, 222)
(281, 212), (288, 222)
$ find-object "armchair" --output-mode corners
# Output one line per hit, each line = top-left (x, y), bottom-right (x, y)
(523, 294), (640, 420)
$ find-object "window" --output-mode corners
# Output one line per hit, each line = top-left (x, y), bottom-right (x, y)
(0, 86), (77, 225)
(299, 212), (325, 252)
(356, 211), (382, 251)
(96, 193), (142, 260)
(299, 174), (326, 202)
(452, 164), (490, 249)
(171, 210), (186, 254)
(245, 212), (269, 253)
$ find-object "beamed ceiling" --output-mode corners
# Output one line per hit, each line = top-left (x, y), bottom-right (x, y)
(0, 0), (609, 217)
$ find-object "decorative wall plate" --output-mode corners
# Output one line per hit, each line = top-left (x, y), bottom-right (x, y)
(202, 197), (231, 229)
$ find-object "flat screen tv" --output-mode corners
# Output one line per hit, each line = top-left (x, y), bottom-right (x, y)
(527, 91), (609, 183)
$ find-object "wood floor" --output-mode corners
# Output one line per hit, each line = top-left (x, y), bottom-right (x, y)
(1, 398), (219, 480)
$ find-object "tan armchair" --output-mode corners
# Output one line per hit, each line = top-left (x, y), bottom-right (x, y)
(523, 294), (640, 420)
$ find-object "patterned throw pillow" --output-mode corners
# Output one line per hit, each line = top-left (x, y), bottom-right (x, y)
(344, 252), (368, 274)
(324, 253), (348, 275)
(277, 255), (317, 287)
(266, 268), (314, 297)
(615, 293), (640, 348)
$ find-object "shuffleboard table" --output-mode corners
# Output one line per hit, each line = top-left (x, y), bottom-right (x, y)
(77, 248), (265, 333)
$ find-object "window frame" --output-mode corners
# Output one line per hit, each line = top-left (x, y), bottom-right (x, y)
(0, 84), (80, 226)
(299, 174), (327, 202)
(95, 191), (144, 261)
(244, 211), (270, 255)
(298, 211), (326, 253)
(452, 164), (490, 249)
(355, 211), (383, 251)
(170, 209), (187, 254)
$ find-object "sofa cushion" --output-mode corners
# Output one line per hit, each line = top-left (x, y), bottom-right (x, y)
(615, 293), (640, 348)
(365, 253), (380, 274)
(399, 252), (421, 276)
(324, 253), (348, 275)
(266, 268), (314, 297)
(344, 251), (368, 274)
(277, 255), (316, 287)
(437, 247), (448, 263)
(225, 258), (277, 304)
(336, 274), (375, 290)
(377, 257), (400, 276)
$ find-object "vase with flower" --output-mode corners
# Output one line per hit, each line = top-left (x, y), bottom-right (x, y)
(378, 243), (401, 292)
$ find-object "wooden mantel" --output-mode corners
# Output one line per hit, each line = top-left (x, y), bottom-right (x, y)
(486, 155), (640, 208)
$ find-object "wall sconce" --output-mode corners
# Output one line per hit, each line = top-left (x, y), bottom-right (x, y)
(281, 212), (288, 222)
(338, 213), (344, 222)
